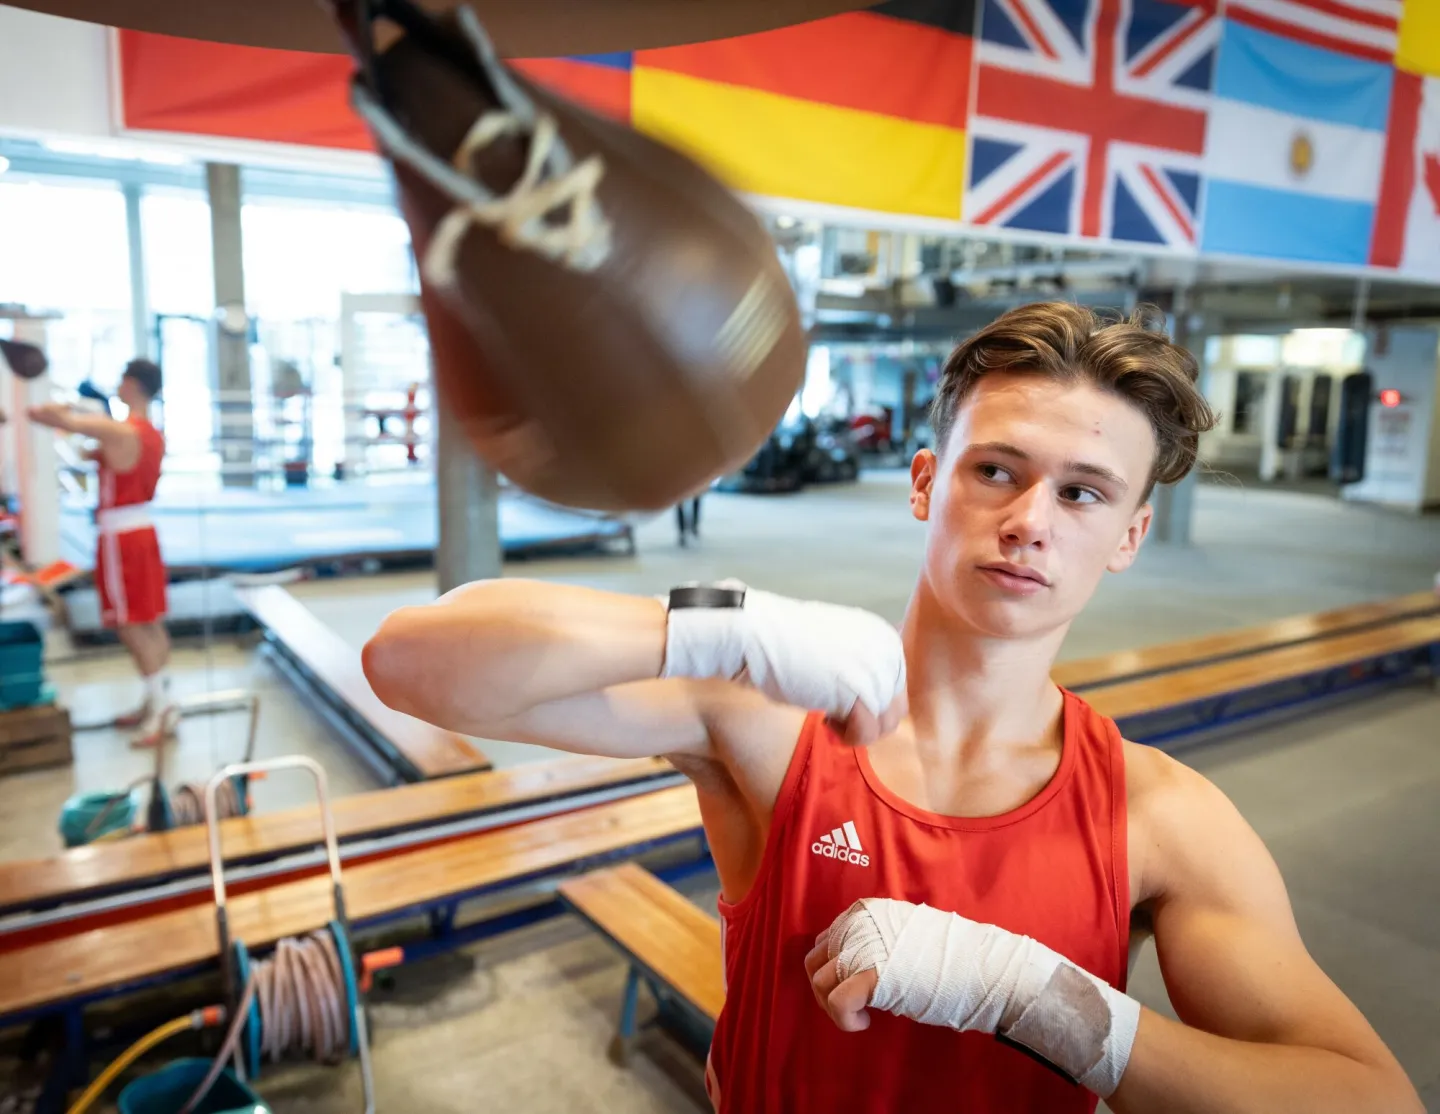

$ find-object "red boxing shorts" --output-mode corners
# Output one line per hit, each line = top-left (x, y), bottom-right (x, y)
(96, 524), (168, 628)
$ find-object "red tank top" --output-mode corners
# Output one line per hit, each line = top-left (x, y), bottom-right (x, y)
(708, 689), (1129, 1113)
(99, 418), (164, 509)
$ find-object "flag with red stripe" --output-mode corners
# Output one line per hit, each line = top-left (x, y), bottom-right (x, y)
(967, 0), (1217, 250)
(1371, 70), (1440, 278)
(1224, 0), (1402, 64)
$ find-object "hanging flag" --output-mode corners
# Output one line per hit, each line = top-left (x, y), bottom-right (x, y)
(1225, 0), (1402, 64)
(1371, 71), (1440, 277)
(1202, 19), (1393, 265)
(967, 0), (1217, 251)
(511, 53), (633, 122)
(630, 0), (974, 220)
(1395, 0), (1440, 77)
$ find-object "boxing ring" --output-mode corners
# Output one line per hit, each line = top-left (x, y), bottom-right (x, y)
(56, 481), (635, 575)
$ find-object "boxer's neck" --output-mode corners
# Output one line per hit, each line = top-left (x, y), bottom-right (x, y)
(899, 580), (1066, 763)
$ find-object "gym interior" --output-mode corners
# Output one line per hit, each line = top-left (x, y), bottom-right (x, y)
(0, 1), (1438, 1112)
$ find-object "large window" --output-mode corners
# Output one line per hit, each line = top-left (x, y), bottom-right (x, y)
(0, 176), (133, 388)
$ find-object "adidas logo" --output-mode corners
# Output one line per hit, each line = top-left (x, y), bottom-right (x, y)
(811, 820), (870, 867)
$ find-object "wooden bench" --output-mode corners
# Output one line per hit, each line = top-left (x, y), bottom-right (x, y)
(4, 602), (1434, 1028)
(0, 785), (705, 1023)
(559, 863), (723, 1062)
(0, 753), (678, 919)
(236, 585), (489, 782)
(1055, 590), (1439, 691)
(1087, 613), (1440, 743)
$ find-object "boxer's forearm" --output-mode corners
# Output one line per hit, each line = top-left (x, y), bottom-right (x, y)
(1107, 1008), (1421, 1114)
(364, 580), (667, 727)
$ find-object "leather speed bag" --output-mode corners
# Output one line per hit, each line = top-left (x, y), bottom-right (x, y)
(336, 0), (808, 511)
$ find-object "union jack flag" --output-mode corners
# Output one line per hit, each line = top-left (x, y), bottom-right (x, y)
(967, 0), (1218, 250)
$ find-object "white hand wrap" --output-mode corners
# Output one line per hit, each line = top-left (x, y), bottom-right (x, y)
(826, 898), (1140, 1098)
(660, 582), (906, 721)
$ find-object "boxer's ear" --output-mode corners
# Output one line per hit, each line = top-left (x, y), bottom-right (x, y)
(910, 449), (936, 523)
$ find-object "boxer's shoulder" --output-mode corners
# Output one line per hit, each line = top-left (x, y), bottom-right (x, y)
(1120, 740), (1261, 911)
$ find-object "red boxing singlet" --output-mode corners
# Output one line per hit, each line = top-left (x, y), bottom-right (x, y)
(99, 417), (164, 509)
(708, 690), (1130, 1113)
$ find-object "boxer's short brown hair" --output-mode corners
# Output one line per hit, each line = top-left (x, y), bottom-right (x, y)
(929, 302), (1216, 503)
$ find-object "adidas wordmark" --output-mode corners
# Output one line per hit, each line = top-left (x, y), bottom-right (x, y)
(811, 820), (870, 867)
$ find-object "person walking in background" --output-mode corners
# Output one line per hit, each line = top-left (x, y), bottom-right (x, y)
(30, 359), (175, 747)
(676, 494), (702, 546)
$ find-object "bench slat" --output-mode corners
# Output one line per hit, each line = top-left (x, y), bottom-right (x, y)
(0, 786), (704, 1019)
(236, 585), (488, 779)
(0, 754), (673, 914)
(560, 863), (724, 1020)
(1055, 590), (1439, 690)
(1088, 614), (1440, 721)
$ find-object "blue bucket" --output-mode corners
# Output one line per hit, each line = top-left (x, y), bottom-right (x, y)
(117, 1059), (268, 1114)
(59, 789), (138, 848)
(0, 619), (44, 710)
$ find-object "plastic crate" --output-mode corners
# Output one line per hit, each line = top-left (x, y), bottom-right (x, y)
(118, 1060), (268, 1114)
(0, 620), (44, 710)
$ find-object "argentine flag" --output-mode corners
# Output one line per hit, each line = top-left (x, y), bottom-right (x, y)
(1202, 20), (1393, 266)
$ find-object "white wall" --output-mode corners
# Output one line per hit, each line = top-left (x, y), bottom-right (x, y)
(1343, 327), (1440, 512)
(0, 7), (112, 141)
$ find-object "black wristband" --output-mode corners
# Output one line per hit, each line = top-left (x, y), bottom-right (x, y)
(667, 584), (746, 611)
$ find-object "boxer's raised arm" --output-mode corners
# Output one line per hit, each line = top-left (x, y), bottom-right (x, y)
(363, 578), (907, 762)
(27, 404), (142, 472)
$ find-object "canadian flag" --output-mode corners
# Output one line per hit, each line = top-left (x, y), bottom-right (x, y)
(1372, 72), (1440, 279)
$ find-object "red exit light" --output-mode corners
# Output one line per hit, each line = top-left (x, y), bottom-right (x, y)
(1379, 389), (1402, 408)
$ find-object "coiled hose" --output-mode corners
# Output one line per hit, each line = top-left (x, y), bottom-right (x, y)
(178, 929), (352, 1114)
(169, 777), (244, 828)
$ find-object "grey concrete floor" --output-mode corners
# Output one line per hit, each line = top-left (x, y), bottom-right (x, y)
(1, 475), (1437, 1110)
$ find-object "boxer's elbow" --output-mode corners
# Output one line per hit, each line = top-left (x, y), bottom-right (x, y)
(364, 608), (445, 720)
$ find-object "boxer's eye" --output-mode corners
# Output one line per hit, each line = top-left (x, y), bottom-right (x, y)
(1060, 485), (1101, 505)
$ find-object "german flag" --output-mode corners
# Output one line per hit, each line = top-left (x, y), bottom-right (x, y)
(511, 53), (634, 123)
(630, 0), (977, 220)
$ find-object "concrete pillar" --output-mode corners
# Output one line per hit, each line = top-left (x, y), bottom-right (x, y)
(1151, 293), (1204, 545)
(434, 404), (501, 595)
(122, 182), (151, 360)
(207, 163), (254, 487)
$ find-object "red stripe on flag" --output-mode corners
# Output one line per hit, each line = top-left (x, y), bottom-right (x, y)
(1279, 0), (1397, 32)
(1226, 7), (1393, 63)
(1139, 163), (1194, 242)
(1006, 0), (1061, 60)
(636, 12), (973, 129)
(511, 58), (632, 122)
(974, 151), (1071, 224)
(118, 31), (368, 150)
(1370, 70), (1423, 268)
(1132, 10), (1207, 78)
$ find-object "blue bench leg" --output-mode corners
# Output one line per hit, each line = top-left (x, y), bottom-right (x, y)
(608, 964), (643, 1067)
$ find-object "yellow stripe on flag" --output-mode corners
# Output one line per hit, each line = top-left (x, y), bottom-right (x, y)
(632, 67), (966, 221)
(1397, 0), (1440, 77)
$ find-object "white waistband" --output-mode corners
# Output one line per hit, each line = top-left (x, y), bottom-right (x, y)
(97, 505), (153, 534)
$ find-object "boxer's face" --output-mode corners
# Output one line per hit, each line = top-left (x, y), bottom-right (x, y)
(909, 373), (1155, 640)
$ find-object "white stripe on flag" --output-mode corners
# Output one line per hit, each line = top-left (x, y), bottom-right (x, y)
(1206, 98), (1384, 203)
(842, 821), (863, 852)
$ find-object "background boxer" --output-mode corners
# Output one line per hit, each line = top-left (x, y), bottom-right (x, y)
(31, 359), (174, 747)
(363, 303), (1420, 1113)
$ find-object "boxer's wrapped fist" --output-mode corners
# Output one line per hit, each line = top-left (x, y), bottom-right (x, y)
(660, 581), (906, 743)
(806, 898), (1141, 1098)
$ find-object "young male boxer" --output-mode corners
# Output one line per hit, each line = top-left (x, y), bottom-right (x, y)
(363, 303), (1420, 1113)
(31, 360), (175, 747)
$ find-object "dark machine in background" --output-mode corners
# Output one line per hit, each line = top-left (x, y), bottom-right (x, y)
(715, 412), (860, 494)
(1331, 370), (1373, 485)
